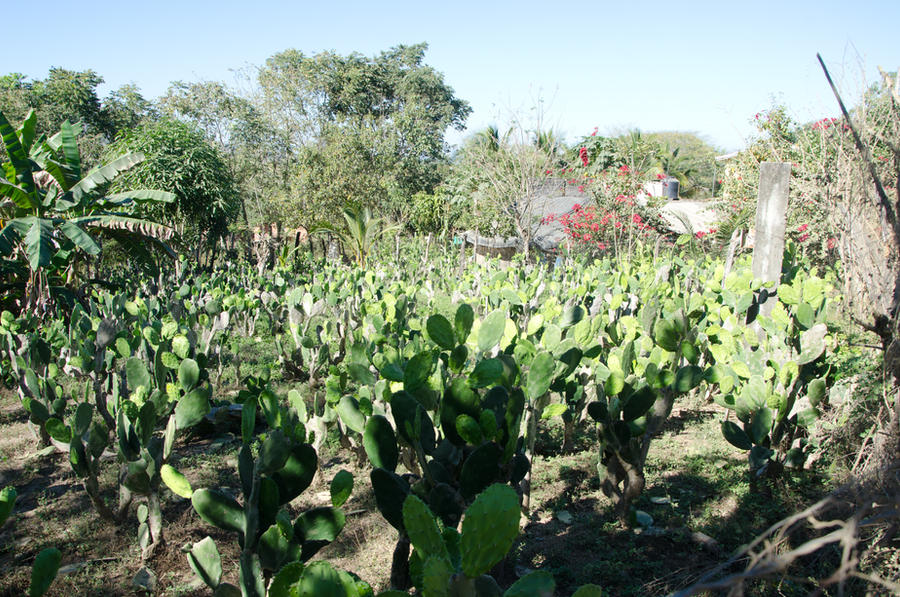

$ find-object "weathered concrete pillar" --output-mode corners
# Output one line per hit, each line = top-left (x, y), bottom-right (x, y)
(752, 162), (791, 315)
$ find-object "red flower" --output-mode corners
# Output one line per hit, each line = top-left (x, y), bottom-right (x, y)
(827, 237), (837, 249)
(797, 223), (808, 233)
(798, 233), (810, 243)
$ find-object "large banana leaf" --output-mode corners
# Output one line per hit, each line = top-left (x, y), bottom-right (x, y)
(0, 221), (21, 255)
(0, 179), (35, 210)
(58, 121), (82, 182)
(19, 111), (36, 155)
(59, 221), (100, 256)
(21, 217), (53, 270)
(0, 111), (35, 194)
(71, 214), (176, 242)
(103, 190), (176, 205)
(70, 152), (145, 202)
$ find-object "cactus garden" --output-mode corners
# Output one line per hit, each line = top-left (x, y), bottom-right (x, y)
(1, 40), (899, 597)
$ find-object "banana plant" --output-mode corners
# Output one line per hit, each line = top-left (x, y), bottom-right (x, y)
(0, 109), (175, 314)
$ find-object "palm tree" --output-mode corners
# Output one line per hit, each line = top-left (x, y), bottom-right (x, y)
(318, 205), (398, 267)
(0, 109), (176, 314)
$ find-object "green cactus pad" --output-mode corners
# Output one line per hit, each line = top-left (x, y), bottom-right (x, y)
(460, 484), (520, 578)
(455, 414), (484, 445)
(175, 386), (211, 430)
(330, 470), (354, 508)
(185, 536), (222, 589)
(178, 358), (200, 391)
(258, 477), (281, 531)
(525, 351), (555, 402)
(402, 495), (448, 560)
(271, 443), (317, 504)
(258, 522), (292, 571)
(0, 486), (16, 527)
(428, 482), (463, 528)
(72, 402), (93, 436)
(621, 387), (657, 422)
(460, 443), (502, 499)
(259, 429), (291, 474)
(161, 464), (193, 498)
(503, 570), (555, 597)
(29, 547), (61, 597)
(422, 555), (452, 597)
(192, 488), (245, 534)
(294, 506), (346, 561)
(370, 468), (410, 531)
(363, 415), (399, 472)
(267, 562), (304, 597)
(427, 314), (457, 350)
(570, 584), (604, 597)
(455, 303), (475, 344)
(478, 308), (507, 353)
(336, 395), (366, 435)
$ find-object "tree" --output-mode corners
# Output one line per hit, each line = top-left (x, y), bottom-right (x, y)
(0, 69), (154, 169)
(104, 118), (240, 262)
(449, 120), (561, 256)
(0, 110), (175, 314)
(159, 80), (293, 228)
(257, 44), (471, 226)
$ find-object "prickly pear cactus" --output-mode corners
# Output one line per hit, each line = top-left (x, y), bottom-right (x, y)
(459, 484), (520, 578)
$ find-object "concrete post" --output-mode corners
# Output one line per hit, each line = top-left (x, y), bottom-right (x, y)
(751, 162), (791, 315)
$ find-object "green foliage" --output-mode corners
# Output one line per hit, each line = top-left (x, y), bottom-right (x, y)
(105, 117), (240, 248)
(0, 109), (176, 313)
(260, 43), (470, 227)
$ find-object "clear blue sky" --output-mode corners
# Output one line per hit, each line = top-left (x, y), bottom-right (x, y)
(9, 0), (899, 151)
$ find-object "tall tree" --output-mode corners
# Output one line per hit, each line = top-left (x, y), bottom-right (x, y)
(104, 118), (240, 261)
(256, 43), (471, 226)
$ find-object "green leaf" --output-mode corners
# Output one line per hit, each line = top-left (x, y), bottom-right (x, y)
(0, 179), (35, 209)
(455, 303), (474, 344)
(29, 547), (61, 597)
(178, 358), (200, 390)
(24, 218), (52, 271)
(721, 421), (752, 450)
(330, 470), (354, 508)
(59, 221), (100, 255)
(469, 358), (503, 388)
(478, 309), (507, 352)
(526, 351), (555, 401)
(70, 152), (144, 198)
(426, 314), (456, 350)
(540, 403), (568, 419)
(103, 189), (176, 204)
(807, 377), (826, 407)
(161, 464), (193, 498)
(175, 387), (211, 430)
